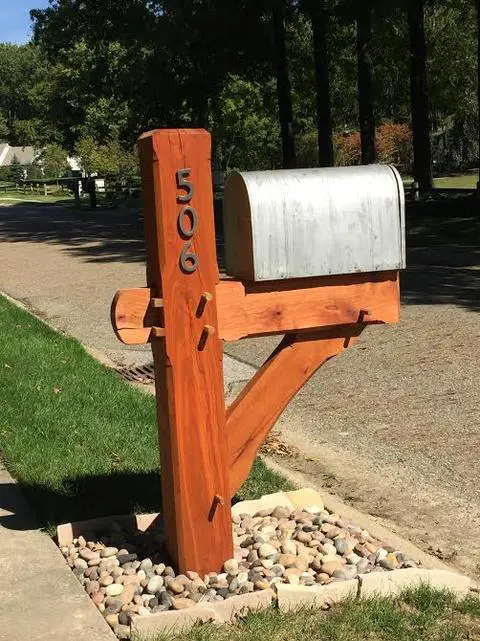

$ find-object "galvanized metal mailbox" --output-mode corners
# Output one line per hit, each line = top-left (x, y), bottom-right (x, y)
(223, 164), (405, 282)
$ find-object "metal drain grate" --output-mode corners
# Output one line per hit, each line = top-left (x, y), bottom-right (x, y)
(116, 362), (155, 384)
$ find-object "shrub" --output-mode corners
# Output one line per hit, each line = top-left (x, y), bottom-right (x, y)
(334, 130), (361, 166)
(376, 123), (412, 170)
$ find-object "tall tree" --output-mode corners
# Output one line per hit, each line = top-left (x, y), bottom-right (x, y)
(272, 0), (297, 168)
(308, 0), (334, 166)
(356, 2), (376, 164)
(408, 0), (433, 192)
(477, 0), (480, 188)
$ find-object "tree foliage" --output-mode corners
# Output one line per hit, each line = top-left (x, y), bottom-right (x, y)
(40, 143), (69, 177)
(0, 0), (472, 172)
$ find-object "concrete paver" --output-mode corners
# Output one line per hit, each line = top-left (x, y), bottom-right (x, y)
(0, 463), (114, 641)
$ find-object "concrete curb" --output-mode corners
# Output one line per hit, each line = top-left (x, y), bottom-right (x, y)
(276, 568), (471, 613)
(57, 487), (474, 638)
(131, 589), (275, 637)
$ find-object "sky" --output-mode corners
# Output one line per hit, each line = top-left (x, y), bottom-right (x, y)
(0, 0), (50, 45)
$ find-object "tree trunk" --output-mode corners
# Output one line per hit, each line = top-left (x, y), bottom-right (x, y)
(477, 0), (480, 188)
(357, 2), (376, 165)
(408, 0), (433, 193)
(309, 0), (334, 166)
(272, 0), (297, 169)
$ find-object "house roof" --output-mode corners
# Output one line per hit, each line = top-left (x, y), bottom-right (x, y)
(0, 144), (37, 167)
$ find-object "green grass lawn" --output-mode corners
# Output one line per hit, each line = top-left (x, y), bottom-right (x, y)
(143, 585), (480, 641)
(434, 174), (478, 189)
(0, 188), (74, 204)
(403, 173), (478, 189)
(0, 294), (291, 529)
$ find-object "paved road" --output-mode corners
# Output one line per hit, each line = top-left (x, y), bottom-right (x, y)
(1, 201), (479, 578)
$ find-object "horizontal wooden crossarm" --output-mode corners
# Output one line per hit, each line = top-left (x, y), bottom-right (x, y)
(111, 271), (399, 344)
(227, 325), (365, 497)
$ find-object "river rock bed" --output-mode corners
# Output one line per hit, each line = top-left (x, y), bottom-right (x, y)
(60, 505), (418, 639)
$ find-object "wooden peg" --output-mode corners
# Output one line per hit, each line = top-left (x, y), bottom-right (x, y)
(198, 324), (215, 351)
(204, 324), (215, 336)
(358, 309), (370, 322)
(208, 494), (225, 521)
(151, 298), (164, 309)
(196, 291), (213, 317)
(151, 327), (165, 338)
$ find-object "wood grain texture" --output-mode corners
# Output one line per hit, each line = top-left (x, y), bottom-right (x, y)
(223, 165), (405, 281)
(227, 327), (364, 496)
(111, 288), (156, 344)
(138, 129), (232, 574)
(217, 270), (399, 340)
(111, 271), (399, 344)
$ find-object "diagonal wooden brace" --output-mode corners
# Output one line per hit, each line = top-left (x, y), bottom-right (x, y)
(226, 325), (365, 496)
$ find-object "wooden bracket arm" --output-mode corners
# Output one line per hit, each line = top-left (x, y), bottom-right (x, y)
(110, 271), (399, 345)
(111, 288), (164, 344)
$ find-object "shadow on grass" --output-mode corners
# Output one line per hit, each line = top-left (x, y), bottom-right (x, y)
(0, 470), (163, 530)
(0, 458), (281, 531)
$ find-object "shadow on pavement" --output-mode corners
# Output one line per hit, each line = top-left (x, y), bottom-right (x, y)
(0, 195), (478, 310)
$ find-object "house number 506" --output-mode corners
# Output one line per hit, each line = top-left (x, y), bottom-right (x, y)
(176, 169), (199, 273)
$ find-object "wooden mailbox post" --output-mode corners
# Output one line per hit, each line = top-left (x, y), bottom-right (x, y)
(111, 129), (405, 575)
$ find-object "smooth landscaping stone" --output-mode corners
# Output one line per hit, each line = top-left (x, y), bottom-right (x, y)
(61, 488), (466, 639)
(276, 580), (358, 612)
(106, 584), (124, 598)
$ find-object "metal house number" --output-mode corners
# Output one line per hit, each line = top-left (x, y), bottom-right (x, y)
(176, 169), (199, 273)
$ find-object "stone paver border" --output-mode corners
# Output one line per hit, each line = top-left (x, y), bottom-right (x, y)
(57, 488), (475, 637)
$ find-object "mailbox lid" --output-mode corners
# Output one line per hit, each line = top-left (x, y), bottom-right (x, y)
(223, 164), (405, 281)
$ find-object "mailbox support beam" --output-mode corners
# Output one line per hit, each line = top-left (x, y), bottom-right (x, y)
(138, 129), (232, 575)
(112, 271), (399, 344)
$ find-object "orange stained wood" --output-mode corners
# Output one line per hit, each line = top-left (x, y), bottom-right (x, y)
(137, 129), (232, 574)
(111, 270), (400, 344)
(227, 326), (364, 497)
(216, 271), (399, 340)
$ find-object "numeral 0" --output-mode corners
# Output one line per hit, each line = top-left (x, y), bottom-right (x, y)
(178, 206), (198, 238)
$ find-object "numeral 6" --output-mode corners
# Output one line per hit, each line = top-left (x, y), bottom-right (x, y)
(180, 241), (199, 273)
